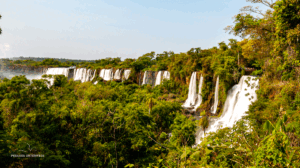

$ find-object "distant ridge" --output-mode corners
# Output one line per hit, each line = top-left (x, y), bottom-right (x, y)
(9, 56), (96, 63)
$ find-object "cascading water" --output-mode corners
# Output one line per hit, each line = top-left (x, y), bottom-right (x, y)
(142, 71), (155, 85)
(155, 71), (162, 86)
(103, 69), (113, 81)
(99, 69), (105, 79)
(142, 71), (147, 85)
(193, 75), (204, 111)
(195, 75), (259, 145)
(114, 69), (121, 80)
(85, 69), (94, 82)
(45, 68), (69, 77)
(41, 68), (70, 87)
(163, 71), (170, 80)
(211, 76), (219, 114)
(123, 69), (131, 80)
(182, 72), (197, 108)
(74, 68), (87, 82)
(90, 70), (96, 81)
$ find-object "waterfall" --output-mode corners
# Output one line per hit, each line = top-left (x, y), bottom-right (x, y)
(211, 76), (219, 114)
(195, 75), (259, 145)
(90, 70), (96, 81)
(182, 72), (197, 108)
(155, 71), (162, 86)
(103, 69), (113, 81)
(74, 68), (87, 82)
(45, 68), (69, 77)
(163, 71), (170, 80)
(114, 69), (121, 80)
(193, 75), (204, 111)
(99, 69), (105, 79)
(123, 69), (131, 80)
(99, 69), (114, 81)
(85, 69), (94, 82)
(142, 71), (147, 85)
(142, 71), (155, 85)
(73, 68), (94, 83)
(42, 67), (70, 87)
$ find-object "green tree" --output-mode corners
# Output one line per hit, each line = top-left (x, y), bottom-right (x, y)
(199, 116), (209, 134)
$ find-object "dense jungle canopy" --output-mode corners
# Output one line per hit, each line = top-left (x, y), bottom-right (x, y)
(1, 0), (300, 167)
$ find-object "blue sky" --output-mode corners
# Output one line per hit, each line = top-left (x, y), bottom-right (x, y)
(0, 0), (269, 60)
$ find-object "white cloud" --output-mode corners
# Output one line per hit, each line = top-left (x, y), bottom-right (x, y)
(0, 43), (11, 58)
(4, 44), (10, 51)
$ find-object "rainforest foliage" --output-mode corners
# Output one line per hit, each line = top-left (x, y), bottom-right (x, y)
(1, 0), (300, 167)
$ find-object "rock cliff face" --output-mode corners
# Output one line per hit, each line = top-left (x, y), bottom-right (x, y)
(142, 71), (156, 86)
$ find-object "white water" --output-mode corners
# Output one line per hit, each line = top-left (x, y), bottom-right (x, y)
(182, 72), (197, 108)
(74, 68), (87, 82)
(40, 68), (70, 87)
(84, 69), (95, 82)
(73, 68), (95, 83)
(211, 76), (219, 114)
(163, 71), (170, 80)
(124, 69), (131, 80)
(90, 70), (96, 81)
(99, 69), (105, 79)
(142, 71), (147, 85)
(103, 69), (113, 81)
(85, 69), (93, 82)
(193, 75), (204, 111)
(45, 68), (69, 77)
(155, 71), (162, 86)
(114, 69), (121, 80)
(195, 75), (259, 145)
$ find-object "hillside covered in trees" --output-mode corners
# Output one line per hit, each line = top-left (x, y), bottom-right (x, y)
(1, 0), (300, 167)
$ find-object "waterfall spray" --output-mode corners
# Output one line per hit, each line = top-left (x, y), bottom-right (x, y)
(182, 72), (197, 108)
(211, 76), (219, 114)
(195, 75), (259, 145)
(155, 71), (162, 86)
(124, 69), (131, 80)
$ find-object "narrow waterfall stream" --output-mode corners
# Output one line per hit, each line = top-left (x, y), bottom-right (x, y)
(114, 69), (121, 80)
(155, 71), (162, 86)
(142, 71), (147, 85)
(193, 75), (204, 111)
(124, 69), (131, 80)
(142, 71), (155, 85)
(91, 70), (96, 81)
(99, 69), (105, 79)
(163, 71), (170, 80)
(195, 75), (259, 145)
(211, 76), (219, 114)
(182, 72), (197, 108)
(85, 69), (93, 82)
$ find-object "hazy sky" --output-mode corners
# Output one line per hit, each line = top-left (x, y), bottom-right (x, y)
(0, 0), (268, 60)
